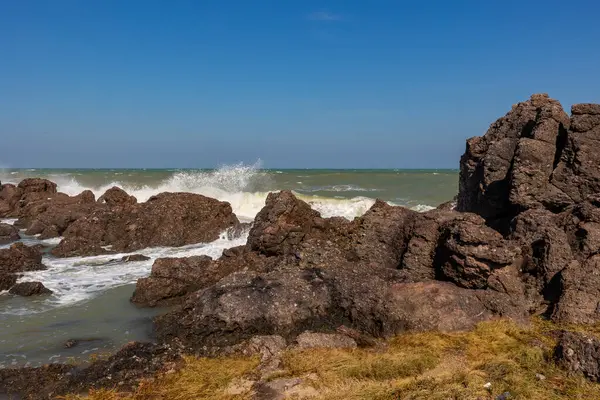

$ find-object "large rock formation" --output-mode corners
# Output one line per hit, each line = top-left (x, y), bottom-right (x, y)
(53, 192), (240, 257)
(0, 243), (46, 293)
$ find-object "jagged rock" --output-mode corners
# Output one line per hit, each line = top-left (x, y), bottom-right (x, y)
(0, 364), (73, 400)
(551, 104), (600, 204)
(97, 186), (137, 206)
(457, 94), (571, 226)
(55, 192), (239, 256)
(0, 183), (21, 217)
(247, 190), (321, 256)
(0, 242), (46, 273)
(9, 281), (53, 296)
(0, 222), (19, 244)
(131, 251), (270, 307)
(435, 218), (522, 290)
(555, 331), (600, 382)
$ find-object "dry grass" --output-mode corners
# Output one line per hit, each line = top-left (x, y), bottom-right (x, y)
(63, 319), (600, 400)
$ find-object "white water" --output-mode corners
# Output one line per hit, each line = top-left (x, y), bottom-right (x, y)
(2, 229), (250, 316)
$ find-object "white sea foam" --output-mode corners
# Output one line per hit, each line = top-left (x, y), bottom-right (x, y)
(1, 219), (18, 225)
(3, 229), (250, 315)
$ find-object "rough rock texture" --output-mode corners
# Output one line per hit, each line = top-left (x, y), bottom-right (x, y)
(555, 331), (600, 382)
(0, 222), (19, 244)
(20, 190), (98, 239)
(97, 186), (137, 206)
(0, 242), (46, 274)
(121, 254), (150, 262)
(0, 342), (184, 400)
(9, 281), (53, 296)
(53, 192), (239, 257)
(0, 273), (17, 291)
(457, 94), (571, 226)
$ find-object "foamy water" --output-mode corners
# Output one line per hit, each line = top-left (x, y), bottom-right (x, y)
(2, 229), (249, 316)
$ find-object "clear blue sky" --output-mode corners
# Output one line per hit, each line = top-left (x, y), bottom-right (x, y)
(1, 0), (599, 169)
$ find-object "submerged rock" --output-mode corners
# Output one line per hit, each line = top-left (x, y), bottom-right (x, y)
(9, 281), (53, 296)
(0, 222), (19, 244)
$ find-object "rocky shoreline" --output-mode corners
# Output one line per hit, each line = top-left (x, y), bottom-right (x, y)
(2, 94), (600, 398)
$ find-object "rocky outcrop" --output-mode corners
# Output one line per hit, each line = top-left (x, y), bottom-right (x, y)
(555, 331), (600, 382)
(0, 222), (19, 244)
(0, 242), (45, 274)
(97, 186), (137, 206)
(457, 94), (571, 227)
(0, 274), (17, 291)
(9, 281), (53, 296)
(53, 192), (240, 257)
(20, 190), (98, 239)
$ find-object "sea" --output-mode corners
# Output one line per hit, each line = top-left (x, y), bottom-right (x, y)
(0, 164), (458, 368)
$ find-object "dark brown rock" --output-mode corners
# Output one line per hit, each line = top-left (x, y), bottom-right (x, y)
(0, 364), (73, 400)
(51, 237), (113, 258)
(55, 192), (239, 257)
(9, 281), (53, 296)
(551, 104), (600, 203)
(0, 273), (17, 291)
(247, 190), (321, 256)
(121, 254), (150, 262)
(436, 218), (522, 290)
(17, 178), (57, 194)
(0, 222), (19, 244)
(0, 183), (22, 217)
(97, 186), (137, 206)
(555, 331), (600, 382)
(457, 94), (571, 226)
(0, 242), (45, 273)
(21, 190), (99, 239)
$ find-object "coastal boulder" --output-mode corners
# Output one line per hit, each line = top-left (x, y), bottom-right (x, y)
(0, 274), (17, 291)
(247, 190), (321, 256)
(0, 242), (45, 274)
(9, 281), (53, 296)
(20, 190), (98, 239)
(0, 183), (21, 217)
(0, 222), (19, 244)
(55, 192), (240, 256)
(97, 186), (137, 206)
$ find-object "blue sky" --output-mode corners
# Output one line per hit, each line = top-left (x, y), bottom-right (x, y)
(1, 0), (599, 168)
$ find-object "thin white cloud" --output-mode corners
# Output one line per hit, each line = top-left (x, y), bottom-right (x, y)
(308, 11), (342, 21)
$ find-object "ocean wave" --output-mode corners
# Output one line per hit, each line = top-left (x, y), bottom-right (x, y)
(298, 185), (380, 193)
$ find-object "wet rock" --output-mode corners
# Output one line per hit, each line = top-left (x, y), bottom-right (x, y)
(51, 237), (113, 258)
(17, 178), (57, 194)
(295, 332), (357, 349)
(0, 242), (46, 274)
(555, 331), (600, 382)
(121, 254), (150, 262)
(0, 222), (19, 244)
(56, 192), (239, 256)
(97, 186), (137, 206)
(0, 273), (17, 291)
(9, 281), (53, 296)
